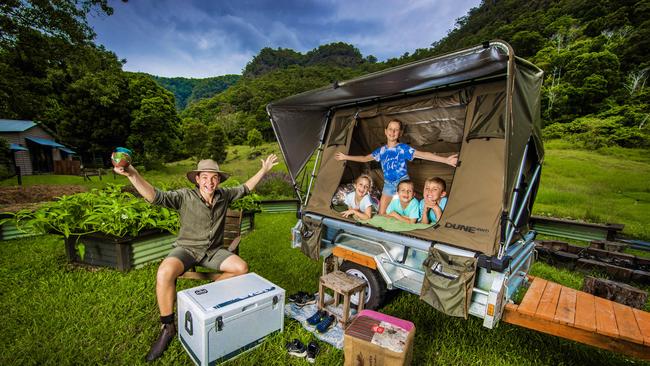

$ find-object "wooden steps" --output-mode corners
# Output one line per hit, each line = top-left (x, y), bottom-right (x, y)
(503, 276), (650, 360)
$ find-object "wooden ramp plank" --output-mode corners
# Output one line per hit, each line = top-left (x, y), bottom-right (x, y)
(536, 281), (561, 321)
(518, 278), (547, 316)
(554, 286), (577, 325)
(595, 297), (619, 338)
(612, 302), (644, 344)
(633, 308), (650, 346)
(574, 291), (596, 332)
(503, 304), (650, 361)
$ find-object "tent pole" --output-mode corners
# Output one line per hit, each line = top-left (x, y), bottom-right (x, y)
(496, 40), (516, 258)
(503, 163), (541, 255)
(499, 142), (529, 258)
(304, 109), (332, 206)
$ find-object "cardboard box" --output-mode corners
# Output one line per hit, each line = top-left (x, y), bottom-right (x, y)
(177, 273), (285, 365)
(344, 310), (415, 366)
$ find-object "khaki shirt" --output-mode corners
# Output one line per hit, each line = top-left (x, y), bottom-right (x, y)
(152, 185), (249, 258)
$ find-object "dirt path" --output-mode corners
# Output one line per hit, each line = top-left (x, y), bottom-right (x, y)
(0, 185), (88, 212)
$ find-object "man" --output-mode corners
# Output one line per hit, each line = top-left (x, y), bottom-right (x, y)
(114, 154), (278, 362)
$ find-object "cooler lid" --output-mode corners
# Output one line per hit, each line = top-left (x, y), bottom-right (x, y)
(182, 273), (279, 313)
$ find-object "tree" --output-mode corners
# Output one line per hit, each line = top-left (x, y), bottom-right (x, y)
(0, 0), (112, 49)
(247, 128), (263, 150)
(128, 95), (181, 169)
(510, 31), (546, 58)
(182, 118), (208, 159)
(206, 124), (228, 163)
(0, 138), (13, 179)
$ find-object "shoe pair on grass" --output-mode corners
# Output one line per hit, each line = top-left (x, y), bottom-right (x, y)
(286, 338), (319, 363)
(307, 309), (336, 333)
(288, 291), (316, 307)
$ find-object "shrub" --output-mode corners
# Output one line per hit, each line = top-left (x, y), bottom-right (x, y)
(549, 115), (650, 149)
(254, 171), (295, 199)
(0, 138), (13, 180)
(247, 128), (263, 149)
(4, 184), (180, 238)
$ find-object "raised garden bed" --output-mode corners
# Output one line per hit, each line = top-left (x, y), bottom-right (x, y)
(63, 210), (256, 271)
(0, 213), (38, 240)
(65, 229), (175, 271)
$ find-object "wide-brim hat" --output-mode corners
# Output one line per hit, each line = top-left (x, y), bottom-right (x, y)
(186, 159), (230, 184)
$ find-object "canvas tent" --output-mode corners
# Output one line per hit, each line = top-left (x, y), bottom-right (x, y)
(267, 41), (544, 256)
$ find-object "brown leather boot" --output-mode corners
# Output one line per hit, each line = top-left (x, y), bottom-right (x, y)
(145, 323), (176, 362)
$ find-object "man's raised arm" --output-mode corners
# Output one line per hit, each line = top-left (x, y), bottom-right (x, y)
(245, 154), (279, 192)
(114, 165), (156, 203)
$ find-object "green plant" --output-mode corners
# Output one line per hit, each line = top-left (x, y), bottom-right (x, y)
(229, 193), (262, 212)
(255, 171), (295, 199)
(5, 184), (179, 238)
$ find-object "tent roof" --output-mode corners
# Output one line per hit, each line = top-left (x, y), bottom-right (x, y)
(267, 41), (535, 179)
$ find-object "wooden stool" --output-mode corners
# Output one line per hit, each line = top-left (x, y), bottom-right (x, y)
(319, 270), (367, 326)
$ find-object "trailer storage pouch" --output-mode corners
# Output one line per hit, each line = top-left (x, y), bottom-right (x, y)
(420, 247), (477, 319)
(300, 215), (323, 261)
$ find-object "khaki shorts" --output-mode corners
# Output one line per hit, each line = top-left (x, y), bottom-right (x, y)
(167, 246), (234, 273)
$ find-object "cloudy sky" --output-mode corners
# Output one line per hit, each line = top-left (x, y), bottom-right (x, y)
(89, 0), (482, 78)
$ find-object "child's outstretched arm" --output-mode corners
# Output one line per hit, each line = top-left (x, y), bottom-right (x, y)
(414, 151), (458, 167)
(341, 205), (372, 220)
(387, 211), (417, 224)
(335, 152), (374, 163)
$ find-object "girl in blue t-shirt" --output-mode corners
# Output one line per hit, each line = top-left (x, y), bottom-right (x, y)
(335, 119), (458, 215)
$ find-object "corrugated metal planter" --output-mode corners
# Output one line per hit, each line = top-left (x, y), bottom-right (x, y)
(62, 210), (256, 271)
(260, 200), (299, 213)
(64, 230), (175, 271)
(240, 211), (255, 234)
(0, 216), (39, 240)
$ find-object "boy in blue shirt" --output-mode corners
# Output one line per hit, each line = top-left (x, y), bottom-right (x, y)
(386, 180), (420, 224)
(419, 177), (447, 224)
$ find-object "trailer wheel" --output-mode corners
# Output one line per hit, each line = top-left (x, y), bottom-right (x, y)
(339, 261), (387, 310)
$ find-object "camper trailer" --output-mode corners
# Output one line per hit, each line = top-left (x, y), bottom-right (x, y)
(267, 41), (544, 328)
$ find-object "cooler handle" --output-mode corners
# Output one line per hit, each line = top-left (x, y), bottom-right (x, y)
(184, 311), (193, 336)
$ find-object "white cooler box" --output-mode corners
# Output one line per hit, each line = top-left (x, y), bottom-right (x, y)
(177, 273), (285, 365)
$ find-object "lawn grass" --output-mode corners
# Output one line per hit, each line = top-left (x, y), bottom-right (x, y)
(1, 213), (647, 365)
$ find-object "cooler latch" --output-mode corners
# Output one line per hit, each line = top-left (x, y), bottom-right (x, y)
(215, 316), (224, 331)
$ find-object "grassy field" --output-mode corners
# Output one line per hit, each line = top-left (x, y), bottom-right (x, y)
(534, 140), (650, 240)
(1, 213), (646, 365)
(2, 140), (648, 239)
(0, 142), (649, 364)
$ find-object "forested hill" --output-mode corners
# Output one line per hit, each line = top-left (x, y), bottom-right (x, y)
(1, 0), (648, 172)
(152, 74), (240, 111)
(390, 0), (650, 148)
(183, 0), (648, 150)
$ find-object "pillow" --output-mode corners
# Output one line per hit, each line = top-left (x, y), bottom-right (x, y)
(331, 183), (381, 212)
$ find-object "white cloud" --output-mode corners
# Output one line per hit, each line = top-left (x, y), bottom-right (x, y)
(89, 0), (482, 77)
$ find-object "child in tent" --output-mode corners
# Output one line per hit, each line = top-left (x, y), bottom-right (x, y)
(419, 177), (448, 225)
(385, 180), (420, 224)
(335, 119), (457, 215)
(340, 174), (374, 220)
